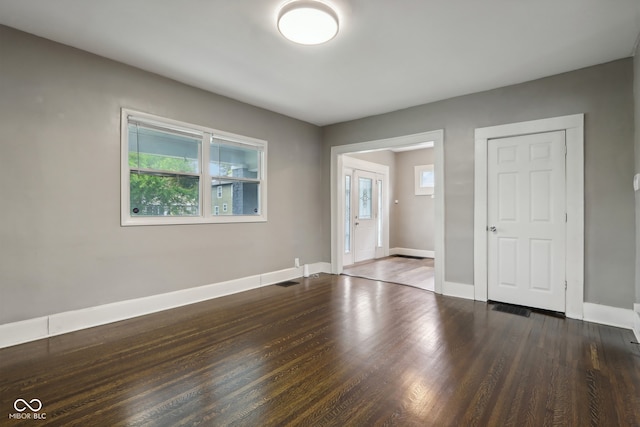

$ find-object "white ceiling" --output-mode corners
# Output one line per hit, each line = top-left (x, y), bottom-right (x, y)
(1, 1), (639, 126)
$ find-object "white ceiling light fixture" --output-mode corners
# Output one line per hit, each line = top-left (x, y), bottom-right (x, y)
(277, 0), (339, 45)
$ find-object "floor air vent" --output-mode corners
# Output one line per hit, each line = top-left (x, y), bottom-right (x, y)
(492, 303), (531, 317)
(275, 281), (300, 287)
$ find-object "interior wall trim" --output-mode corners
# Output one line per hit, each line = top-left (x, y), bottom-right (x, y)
(442, 281), (475, 300)
(0, 262), (332, 349)
(583, 302), (635, 331)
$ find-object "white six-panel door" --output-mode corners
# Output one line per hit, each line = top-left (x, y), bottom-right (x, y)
(487, 131), (566, 312)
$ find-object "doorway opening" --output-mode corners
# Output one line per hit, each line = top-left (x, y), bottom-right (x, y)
(330, 130), (444, 294)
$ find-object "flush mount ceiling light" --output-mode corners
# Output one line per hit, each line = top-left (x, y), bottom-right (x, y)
(277, 1), (339, 45)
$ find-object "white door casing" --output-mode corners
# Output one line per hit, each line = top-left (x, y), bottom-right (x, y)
(374, 174), (385, 259)
(474, 114), (584, 319)
(487, 131), (566, 311)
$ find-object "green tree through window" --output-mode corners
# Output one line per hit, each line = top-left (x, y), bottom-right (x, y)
(128, 126), (201, 217)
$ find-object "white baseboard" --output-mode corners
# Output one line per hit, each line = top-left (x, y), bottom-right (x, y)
(442, 281), (474, 300)
(634, 304), (640, 342)
(390, 248), (434, 258)
(0, 262), (329, 349)
(307, 262), (332, 275)
(0, 316), (49, 349)
(583, 302), (635, 330)
(47, 274), (266, 337)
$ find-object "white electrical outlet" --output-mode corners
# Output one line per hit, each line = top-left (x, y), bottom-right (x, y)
(294, 258), (300, 268)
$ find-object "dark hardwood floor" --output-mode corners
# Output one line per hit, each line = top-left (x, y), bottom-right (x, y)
(1, 274), (639, 426)
(343, 256), (434, 290)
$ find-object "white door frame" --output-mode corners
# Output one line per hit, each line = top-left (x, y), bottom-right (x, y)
(331, 129), (445, 294)
(342, 156), (390, 265)
(474, 114), (584, 319)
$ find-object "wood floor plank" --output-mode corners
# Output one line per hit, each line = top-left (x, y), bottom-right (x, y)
(1, 274), (640, 426)
(343, 256), (434, 289)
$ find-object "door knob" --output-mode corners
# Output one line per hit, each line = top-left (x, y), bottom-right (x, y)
(489, 226), (497, 232)
(355, 222), (360, 226)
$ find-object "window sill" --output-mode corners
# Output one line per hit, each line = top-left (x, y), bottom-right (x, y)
(121, 214), (267, 226)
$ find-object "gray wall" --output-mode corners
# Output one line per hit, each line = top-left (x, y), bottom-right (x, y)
(394, 149), (434, 251)
(0, 26), (325, 324)
(324, 59), (635, 309)
(635, 44), (640, 305)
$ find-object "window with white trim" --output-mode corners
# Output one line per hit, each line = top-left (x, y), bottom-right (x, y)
(121, 109), (267, 225)
(415, 164), (434, 196)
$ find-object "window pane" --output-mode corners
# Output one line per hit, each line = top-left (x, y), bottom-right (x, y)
(210, 139), (259, 179)
(359, 177), (372, 220)
(211, 180), (260, 215)
(421, 170), (434, 188)
(345, 175), (351, 253)
(130, 172), (199, 216)
(129, 125), (200, 173)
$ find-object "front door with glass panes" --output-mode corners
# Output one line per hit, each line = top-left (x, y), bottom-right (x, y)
(352, 170), (383, 263)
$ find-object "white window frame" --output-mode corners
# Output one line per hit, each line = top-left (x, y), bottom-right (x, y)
(223, 203), (228, 213)
(217, 186), (223, 198)
(121, 109), (268, 226)
(415, 164), (434, 196)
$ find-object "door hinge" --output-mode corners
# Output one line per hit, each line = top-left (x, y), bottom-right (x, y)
(565, 280), (567, 290)
(565, 213), (568, 222)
